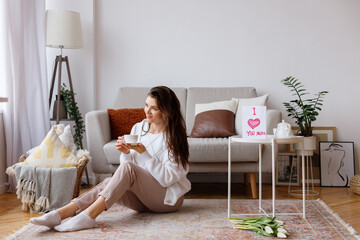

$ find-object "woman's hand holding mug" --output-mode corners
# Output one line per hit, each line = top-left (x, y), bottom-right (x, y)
(115, 136), (130, 154)
(116, 136), (147, 154)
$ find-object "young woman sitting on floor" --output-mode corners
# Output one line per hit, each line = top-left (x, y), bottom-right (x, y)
(30, 86), (191, 232)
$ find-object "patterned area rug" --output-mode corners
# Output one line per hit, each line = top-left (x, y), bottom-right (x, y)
(6, 199), (360, 240)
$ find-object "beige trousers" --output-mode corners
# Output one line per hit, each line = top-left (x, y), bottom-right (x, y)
(72, 161), (184, 214)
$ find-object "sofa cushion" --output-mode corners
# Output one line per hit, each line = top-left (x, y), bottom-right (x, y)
(107, 108), (146, 139)
(188, 138), (259, 163)
(103, 140), (121, 164)
(189, 100), (237, 138)
(232, 94), (269, 136)
(186, 87), (257, 136)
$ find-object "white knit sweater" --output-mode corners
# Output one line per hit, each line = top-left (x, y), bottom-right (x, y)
(120, 120), (191, 206)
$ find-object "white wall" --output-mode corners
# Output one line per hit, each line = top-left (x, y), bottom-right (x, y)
(46, 0), (360, 174)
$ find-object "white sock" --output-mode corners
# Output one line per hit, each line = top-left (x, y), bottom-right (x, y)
(54, 211), (96, 232)
(30, 210), (61, 229)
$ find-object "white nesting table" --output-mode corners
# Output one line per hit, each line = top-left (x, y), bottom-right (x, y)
(228, 135), (306, 218)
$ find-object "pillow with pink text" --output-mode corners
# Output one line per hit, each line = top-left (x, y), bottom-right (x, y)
(232, 94), (269, 136)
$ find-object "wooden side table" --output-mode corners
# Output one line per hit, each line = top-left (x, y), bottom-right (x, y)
(228, 135), (306, 218)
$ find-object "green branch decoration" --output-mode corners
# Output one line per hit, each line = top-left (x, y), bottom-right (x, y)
(60, 83), (85, 149)
(281, 76), (328, 137)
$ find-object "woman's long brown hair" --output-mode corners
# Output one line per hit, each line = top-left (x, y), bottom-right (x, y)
(148, 86), (190, 168)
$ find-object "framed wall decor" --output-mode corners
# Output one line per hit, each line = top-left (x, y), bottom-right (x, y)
(319, 141), (355, 187)
(276, 152), (299, 186)
(290, 126), (336, 183)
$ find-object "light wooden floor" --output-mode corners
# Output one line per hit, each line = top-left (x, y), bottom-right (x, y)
(1, 183), (359, 239)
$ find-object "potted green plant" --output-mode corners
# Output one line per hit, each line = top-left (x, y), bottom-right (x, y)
(60, 83), (85, 150)
(281, 76), (328, 153)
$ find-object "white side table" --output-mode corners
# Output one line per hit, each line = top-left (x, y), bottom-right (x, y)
(228, 135), (306, 218)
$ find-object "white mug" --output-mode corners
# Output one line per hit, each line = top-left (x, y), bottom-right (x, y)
(124, 134), (139, 144)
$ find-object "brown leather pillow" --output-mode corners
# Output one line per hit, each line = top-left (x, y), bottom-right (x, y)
(107, 108), (146, 139)
(189, 100), (237, 138)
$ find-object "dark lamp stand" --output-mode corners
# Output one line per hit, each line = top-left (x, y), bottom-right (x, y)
(49, 54), (76, 124)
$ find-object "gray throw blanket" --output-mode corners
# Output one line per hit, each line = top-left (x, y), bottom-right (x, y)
(15, 165), (36, 212)
(15, 165), (77, 213)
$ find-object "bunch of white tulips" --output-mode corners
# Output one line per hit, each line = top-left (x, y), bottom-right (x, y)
(228, 216), (289, 238)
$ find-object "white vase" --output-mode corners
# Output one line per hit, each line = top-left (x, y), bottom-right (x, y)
(294, 136), (316, 156)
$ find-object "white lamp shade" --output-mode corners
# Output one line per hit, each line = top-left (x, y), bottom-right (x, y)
(46, 10), (83, 49)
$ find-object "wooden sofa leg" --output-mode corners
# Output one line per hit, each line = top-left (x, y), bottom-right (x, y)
(249, 173), (258, 199)
(244, 173), (249, 185)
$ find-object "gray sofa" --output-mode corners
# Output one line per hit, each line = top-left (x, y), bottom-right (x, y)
(85, 87), (282, 198)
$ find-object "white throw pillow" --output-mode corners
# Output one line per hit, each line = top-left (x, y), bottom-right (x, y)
(26, 146), (38, 157)
(23, 125), (78, 168)
(26, 124), (77, 156)
(233, 94), (269, 135)
(55, 123), (65, 136)
(194, 99), (238, 116)
(59, 125), (77, 154)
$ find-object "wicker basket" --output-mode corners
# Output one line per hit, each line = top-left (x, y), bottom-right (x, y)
(350, 175), (360, 195)
(19, 155), (89, 199)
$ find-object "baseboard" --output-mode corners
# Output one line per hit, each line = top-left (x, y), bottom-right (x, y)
(0, 183), (8, 194)
(187, 173), (321, 185)
(305, 179), (320, 184)
(187, 173), (273, 184)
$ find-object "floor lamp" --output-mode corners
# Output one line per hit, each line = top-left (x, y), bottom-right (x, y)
(46, 10), (90, 185)
(46, 9), (83, 123)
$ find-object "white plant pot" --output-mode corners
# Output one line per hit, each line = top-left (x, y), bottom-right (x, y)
(294, 136), (316, 156)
